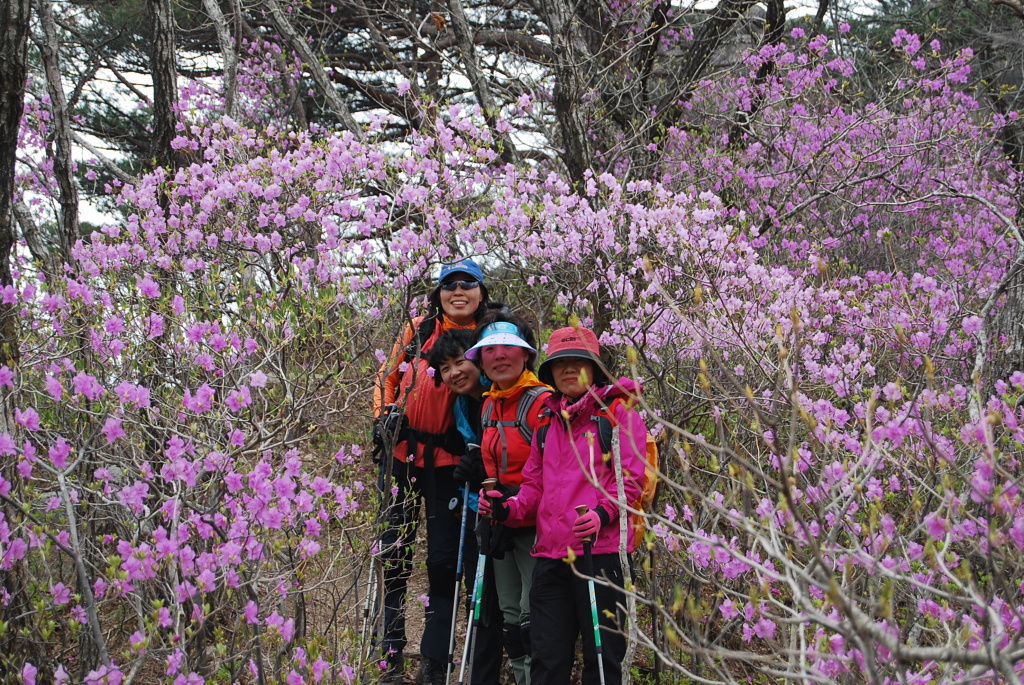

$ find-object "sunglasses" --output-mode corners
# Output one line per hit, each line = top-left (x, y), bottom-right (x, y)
(440, 279), (480, 291)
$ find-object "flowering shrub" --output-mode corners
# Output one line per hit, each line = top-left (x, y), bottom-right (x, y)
(6, 22), (1023, 685)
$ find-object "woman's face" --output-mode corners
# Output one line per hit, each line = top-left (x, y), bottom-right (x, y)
(439, 353), (483, 398)
(552, 357), (595, 399)
(439, 278), (483, 324)
(480, 344), (529, 390)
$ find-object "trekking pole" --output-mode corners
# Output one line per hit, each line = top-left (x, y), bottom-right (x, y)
(575, 504), (607, 685)
(458, 485), (494, 685)
(359, 448), (390, 666)
(456, 541), (486, 685)
(446, 485), (471, 684)
(362, 414), (400, 670)
(457, 479), (496, 685)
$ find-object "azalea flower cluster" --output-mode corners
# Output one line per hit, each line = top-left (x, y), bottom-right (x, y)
(6, 22), (1023, 685)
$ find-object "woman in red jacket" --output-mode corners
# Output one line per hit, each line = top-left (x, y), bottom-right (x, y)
(373, 259), (491, 685)
(481, 326), (648, 685)
(464, 310), (551, 685)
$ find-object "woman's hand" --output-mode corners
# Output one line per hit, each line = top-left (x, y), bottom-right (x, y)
(477, 489), (508, 521)
(572, 509), (602, 539)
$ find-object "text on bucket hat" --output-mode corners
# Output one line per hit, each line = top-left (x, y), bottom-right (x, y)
(538, 326), (607, 386)
(464, 321), (536, 361)
(438, 259), (485, 285)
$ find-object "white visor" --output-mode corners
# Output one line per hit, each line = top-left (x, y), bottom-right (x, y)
(464, 322), (536, 360)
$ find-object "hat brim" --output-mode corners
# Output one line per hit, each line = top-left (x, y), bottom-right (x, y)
(538, 349), (608, 386)
(464, 333), (536, 360)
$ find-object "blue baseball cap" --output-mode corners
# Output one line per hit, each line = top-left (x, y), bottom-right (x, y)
(465, 321), (536, 361)
(438, 259), (484, 285)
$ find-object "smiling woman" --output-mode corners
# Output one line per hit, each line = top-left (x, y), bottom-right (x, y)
(492, 326), (649, 685)
(371, 259), (494, 685)
(464, 309), (552, 685)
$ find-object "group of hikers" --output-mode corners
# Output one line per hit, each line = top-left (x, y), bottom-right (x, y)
(371, 259), (652, 685)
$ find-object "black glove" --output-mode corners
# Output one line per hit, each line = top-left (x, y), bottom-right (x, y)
(494, 483), (519, 499)
(489, 522), (516, 556)
(453, 447), (486, 489)
(478, 519), (514, 559)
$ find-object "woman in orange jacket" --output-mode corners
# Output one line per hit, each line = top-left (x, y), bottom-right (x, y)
(464, 310), (551, 685)
(373, 259), (492, 685)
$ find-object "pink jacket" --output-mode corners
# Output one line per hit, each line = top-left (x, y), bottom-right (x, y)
(504, 379), (648, 559)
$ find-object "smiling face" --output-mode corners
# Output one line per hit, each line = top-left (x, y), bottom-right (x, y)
(439, 278), (483, 324)
(551, 357), (595, 399)
(439, 353), (483, 399)
(480, 344), (529, 390)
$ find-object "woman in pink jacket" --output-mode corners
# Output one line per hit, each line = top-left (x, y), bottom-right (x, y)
(480, 326), (648, 685)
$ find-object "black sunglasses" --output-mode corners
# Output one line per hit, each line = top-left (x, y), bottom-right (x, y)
(440, 279), (480, 291)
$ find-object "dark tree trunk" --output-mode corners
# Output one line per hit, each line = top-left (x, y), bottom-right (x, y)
(0, 0), (30, 366)
(36, 0), (80, 266)
(148, 0), (180, 171)
(986, 64), (1024, 391)
(446, 0), (517, 162)
(0, 0), (31, 669)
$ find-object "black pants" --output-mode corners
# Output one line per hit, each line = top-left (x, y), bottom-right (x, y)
(380, 459), (502, 682)
(529, 554), (628, 685)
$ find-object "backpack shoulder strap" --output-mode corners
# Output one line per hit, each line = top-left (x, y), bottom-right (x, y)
(480, 398), (494, 427)
(594, 397), (627, 455)
(535, 407), (554, 453)
(515, 386), (551, 445)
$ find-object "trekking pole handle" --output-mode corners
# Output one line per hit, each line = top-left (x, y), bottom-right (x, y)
(482, 479), (497, 519)
(575, 504), (593, 544)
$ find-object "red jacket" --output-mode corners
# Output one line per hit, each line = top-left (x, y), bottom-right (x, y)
(480, 381), (550, 487)
(503, 379), (648, 558)
(374, 317), (471, 467)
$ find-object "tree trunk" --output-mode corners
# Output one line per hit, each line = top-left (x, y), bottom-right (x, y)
(36, 0), (80, 266)
(540, 0), (594, 190)
(0, 0), (31, 669)
(203, 0), (239, 119)
(446, 0), (517, 163)
(0, 0), (30, 366)
(148, 0), (180, 171)
(676, 0), (758, 94)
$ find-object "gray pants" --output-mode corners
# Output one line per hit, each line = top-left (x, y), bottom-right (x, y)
(492, 527), (537, 685)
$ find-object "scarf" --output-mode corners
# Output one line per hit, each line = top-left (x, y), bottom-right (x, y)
(484, 370), (549, 400)
(439, 315), (477, 332)
(556, 384), (608, 424)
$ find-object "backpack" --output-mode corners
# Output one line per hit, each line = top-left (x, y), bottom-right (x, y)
(536, 397), (658, 547)
(480, 385), (551, 475)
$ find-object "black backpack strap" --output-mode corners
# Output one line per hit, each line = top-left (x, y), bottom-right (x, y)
(535, 407), (554, 453)
(590, 398), (626, 455)
(593, 413), (614, 455)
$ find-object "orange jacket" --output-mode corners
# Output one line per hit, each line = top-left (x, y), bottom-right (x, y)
(375, 317), (473, 467)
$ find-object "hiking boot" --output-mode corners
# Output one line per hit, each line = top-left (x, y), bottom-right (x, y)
(417, 657), (447, 685)
(380, 650), (405, 684)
